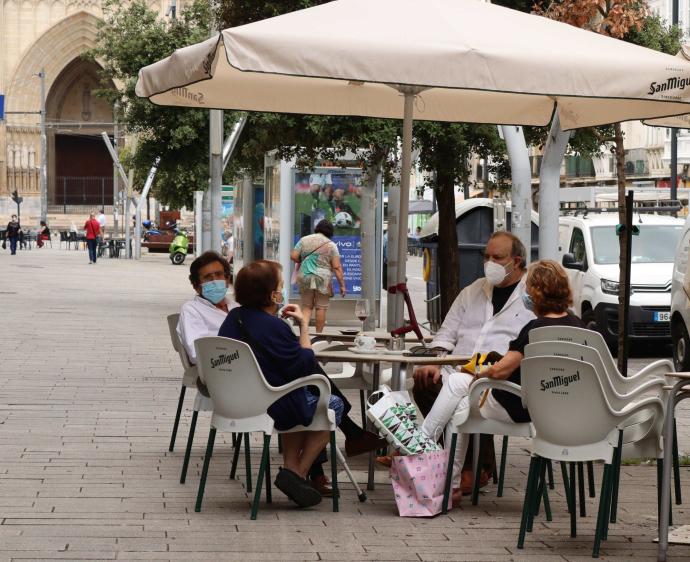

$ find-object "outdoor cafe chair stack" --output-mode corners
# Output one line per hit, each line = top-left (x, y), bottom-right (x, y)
(518, 355), (664, 558)
(193, 336), (341, 519)
(440, 377), (536, 512)
(528, 325), (681, 507)
(525, 340), (669, 524)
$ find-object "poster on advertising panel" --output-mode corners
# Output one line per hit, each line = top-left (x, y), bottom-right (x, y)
(292, 167), (363, 298)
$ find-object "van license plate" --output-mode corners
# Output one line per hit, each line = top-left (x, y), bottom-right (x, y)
(654, 312), (670, 322)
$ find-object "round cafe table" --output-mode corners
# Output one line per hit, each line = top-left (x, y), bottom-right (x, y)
(309, 327), (433, 345)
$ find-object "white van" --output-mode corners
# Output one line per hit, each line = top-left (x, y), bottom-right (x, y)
(559, 212), (684, 350)
(671, 214), (690, 370)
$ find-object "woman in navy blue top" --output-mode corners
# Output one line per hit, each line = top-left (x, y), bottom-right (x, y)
(219, 260), (383, 506)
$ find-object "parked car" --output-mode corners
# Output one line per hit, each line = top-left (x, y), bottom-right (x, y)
(559, 212), (684, 350)
(670, 213), (690, 370)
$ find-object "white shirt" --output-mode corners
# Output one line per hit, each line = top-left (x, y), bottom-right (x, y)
(97, 213), (106, 228)
(431, 276), (535, 376)
(176, 295), (237, 364)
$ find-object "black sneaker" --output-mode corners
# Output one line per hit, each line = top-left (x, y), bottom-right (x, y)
(274, 468), (322, 508)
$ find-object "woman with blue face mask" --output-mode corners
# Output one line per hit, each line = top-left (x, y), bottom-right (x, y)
(218, 259), (384, 507)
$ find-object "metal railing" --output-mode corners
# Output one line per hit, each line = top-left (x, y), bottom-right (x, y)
(54, 176), (113, 211)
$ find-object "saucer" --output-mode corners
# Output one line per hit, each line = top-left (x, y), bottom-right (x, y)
(347, 346), (378, 354)
(381, 349), (411, 355)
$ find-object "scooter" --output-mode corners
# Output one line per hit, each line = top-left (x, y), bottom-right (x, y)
(169, 226), (189, 265)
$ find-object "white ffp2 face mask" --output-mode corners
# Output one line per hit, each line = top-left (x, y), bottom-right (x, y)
(484, 260), (512, 286)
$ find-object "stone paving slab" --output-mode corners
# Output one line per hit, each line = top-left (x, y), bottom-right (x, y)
(2, 248), (690, 561)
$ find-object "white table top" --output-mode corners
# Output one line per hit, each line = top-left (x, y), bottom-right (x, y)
(310, 328), (433, 343)
(315, 343), (468, 366)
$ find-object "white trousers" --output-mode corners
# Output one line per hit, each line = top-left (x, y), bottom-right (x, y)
(420, 371), (513, 487)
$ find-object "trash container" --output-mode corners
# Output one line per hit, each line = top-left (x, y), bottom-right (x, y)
(420, 198), (539, 331)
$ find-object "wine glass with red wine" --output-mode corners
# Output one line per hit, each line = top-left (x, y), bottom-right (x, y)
(354, 299), (371, 335)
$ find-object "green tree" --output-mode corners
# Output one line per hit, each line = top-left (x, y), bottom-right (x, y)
(536, 0), (681, 363)
(89, 0), (224, 209)
(413, 123), (507, 315)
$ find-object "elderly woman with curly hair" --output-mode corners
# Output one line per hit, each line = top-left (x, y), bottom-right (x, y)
(421, 259), (585, 505)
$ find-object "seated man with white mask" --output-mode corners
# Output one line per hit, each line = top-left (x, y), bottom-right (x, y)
(412, 232), (535, 503)
(177, 251), (238, 366)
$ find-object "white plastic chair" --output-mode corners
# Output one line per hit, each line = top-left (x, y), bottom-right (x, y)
(311, 339), (397, 426)
(518, 355), (664, 558)
(528, 325), (674, 390)
(440, 377), (535, 512)
(193, 336), (340, 518)
(166, 314), (200, 452)
(525, 341), (665, 455)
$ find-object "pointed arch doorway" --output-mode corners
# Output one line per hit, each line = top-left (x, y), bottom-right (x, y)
(46, 58), (115, 208)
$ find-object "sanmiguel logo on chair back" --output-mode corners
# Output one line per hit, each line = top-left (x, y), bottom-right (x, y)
(210, 350), (240, 368)
(540, 369), (581, 392)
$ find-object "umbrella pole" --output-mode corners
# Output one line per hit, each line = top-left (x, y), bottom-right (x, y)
(393, 89), (416, 331)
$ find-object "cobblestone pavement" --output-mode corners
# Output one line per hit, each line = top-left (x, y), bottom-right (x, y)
(2, 247), (690, 561)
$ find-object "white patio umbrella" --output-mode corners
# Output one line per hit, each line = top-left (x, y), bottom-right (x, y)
(136, 0), (690, 329)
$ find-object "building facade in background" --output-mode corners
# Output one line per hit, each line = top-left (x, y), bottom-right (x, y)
(0, 1), (184, 223)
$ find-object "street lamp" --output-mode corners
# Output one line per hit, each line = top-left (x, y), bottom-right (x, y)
(31, 69), (47, 226)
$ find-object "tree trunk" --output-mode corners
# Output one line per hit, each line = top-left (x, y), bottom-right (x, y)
(435, 175), (460, 318)
(614, 122), (628, 372)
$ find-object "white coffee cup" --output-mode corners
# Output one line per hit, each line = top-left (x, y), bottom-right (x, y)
(354, 335), (376, 351)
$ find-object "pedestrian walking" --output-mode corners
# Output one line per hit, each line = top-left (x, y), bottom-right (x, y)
(96, 209), (106, 243)
(290, 219), (345, 332)
(84, 213), (101, 264)
(5, 214), (21, 255)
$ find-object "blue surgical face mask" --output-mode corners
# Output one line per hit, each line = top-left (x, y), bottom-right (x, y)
(201, 280), (227, 304)
(522, 293), (535, 311)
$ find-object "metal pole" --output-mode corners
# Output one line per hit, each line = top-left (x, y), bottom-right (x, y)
(39, 68), (47, 225)
(210, 109), (223, 253)
(394, 89), (416, 330)
(361, 162), (380, 331)
(386, 181), (400, 330)
(620, 190), (634, 377)
(113, 103), (119, 236)
(134, 160), (159, 259)
(501, 125), (532, 264)
(194, 190), (204, 257)
(241, 175), (254, 265)
(101, 132), (130, 189)
(538, 114), (571, 260)
(671, 0), (679, 204)
(126, 169), (134, 259)
(222, 115), (247, 172)
(671, 129), (678, 201)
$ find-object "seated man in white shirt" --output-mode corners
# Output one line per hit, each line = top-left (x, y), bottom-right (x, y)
(413, 232), (535, 502)
(177, 251), (237, 366)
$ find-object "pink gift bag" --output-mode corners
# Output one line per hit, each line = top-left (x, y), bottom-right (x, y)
(390, 449), (451, 517)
